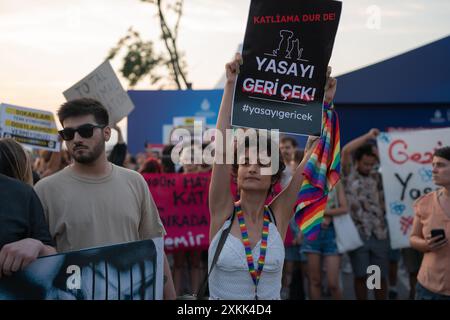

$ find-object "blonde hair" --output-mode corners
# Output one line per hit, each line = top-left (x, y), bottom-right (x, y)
(0, 138), (33, 185)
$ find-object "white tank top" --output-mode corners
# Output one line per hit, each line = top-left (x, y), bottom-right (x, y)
(208, 219), (285, 300)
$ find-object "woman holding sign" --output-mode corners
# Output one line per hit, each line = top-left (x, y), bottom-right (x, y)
(207, 54), (336, 300)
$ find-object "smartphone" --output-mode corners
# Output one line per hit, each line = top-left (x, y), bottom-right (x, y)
(431, 229), (446, 241)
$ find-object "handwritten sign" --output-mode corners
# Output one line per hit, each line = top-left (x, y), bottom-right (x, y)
(63, 61), (135, 125)
(144, 173), (211, 252)
(377, 128), (450, 249)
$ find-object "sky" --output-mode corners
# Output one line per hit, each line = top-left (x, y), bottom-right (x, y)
(1, 0), (449, 140)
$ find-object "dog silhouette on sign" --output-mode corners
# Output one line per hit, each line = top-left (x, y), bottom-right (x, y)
(271, 30), (304, 61)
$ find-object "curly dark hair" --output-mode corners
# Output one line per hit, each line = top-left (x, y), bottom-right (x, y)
(354, 143), (377, 161)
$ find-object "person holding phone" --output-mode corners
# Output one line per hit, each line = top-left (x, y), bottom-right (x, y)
(410, 146), (450, 300)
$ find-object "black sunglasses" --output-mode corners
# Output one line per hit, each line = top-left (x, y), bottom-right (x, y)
(58, 123), (106, 141)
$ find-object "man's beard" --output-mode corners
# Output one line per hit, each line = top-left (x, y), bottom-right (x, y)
(72, 142), (104, 164)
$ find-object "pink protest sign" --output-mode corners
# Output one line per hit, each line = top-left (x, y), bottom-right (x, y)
(143, 172), (211, 252)
(144, 172), (294, 252)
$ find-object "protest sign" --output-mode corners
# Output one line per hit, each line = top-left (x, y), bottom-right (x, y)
(63, 60), (135, 125)
(144, 172), (295, 251)
(377, 128), (450, 249)
(144, 173), (211, 252)
(0, 103), (60, 151)
(0, 239), (163, 300)
(232, 0), (341, 136)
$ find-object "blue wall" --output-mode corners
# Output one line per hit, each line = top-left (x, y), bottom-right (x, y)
(336, 103), (450, 145)
(127, 90), (222, 154)
(127, 89), (450, 154)
(127, 89), (310, 154)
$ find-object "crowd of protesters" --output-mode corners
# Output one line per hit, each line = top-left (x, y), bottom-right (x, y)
(1, 59), (449, 300)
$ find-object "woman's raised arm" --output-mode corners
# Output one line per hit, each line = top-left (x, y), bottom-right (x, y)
(209, 54), (242, 239)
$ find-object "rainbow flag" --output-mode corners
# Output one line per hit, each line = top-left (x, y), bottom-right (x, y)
(294, 103), (341, 241)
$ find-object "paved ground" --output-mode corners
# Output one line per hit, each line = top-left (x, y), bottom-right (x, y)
(301, 253), (412, 300)
(173, 251), (414, 299)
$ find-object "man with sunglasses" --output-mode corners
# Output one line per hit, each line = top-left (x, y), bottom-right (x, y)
(35, 98), (176, 299)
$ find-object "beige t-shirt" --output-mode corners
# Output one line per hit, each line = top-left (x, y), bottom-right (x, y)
(35, 164), (165, 253)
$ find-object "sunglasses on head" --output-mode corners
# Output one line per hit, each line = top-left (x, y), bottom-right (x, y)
(58, 123), (106, 141)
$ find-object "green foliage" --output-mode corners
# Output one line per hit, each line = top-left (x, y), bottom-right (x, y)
(107, 28), (163, 87)
(108, 0), (191, 89)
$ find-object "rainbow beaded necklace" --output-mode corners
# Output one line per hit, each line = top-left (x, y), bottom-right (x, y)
(235, 203), (271, 299)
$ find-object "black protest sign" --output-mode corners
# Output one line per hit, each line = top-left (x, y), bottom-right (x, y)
(232, 0), (341, 136)
(0, 239), (163, 300)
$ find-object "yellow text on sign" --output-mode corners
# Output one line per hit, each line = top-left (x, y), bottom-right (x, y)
(5, 120), (58, 134)
(5, 107), (54, 121)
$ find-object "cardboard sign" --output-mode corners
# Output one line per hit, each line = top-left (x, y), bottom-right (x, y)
(377, 128), (450, 249)
(0, 103), (60, 152)
(0, 239), (163, 300)
(63, 61), (135, 125)
(232, 0), (341, 136)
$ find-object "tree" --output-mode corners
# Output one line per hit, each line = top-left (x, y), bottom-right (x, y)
(107, 0), (191, 89)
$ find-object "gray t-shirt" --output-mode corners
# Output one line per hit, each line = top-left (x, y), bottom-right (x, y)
(35, 164), (165, 252)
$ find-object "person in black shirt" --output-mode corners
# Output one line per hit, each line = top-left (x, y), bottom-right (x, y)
(0, 174), (56, 278)
(107, 124), (127, 167)
(0, 138), (56, 278)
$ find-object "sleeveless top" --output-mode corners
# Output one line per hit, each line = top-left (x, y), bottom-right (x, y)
(208, 209), (285, 300)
